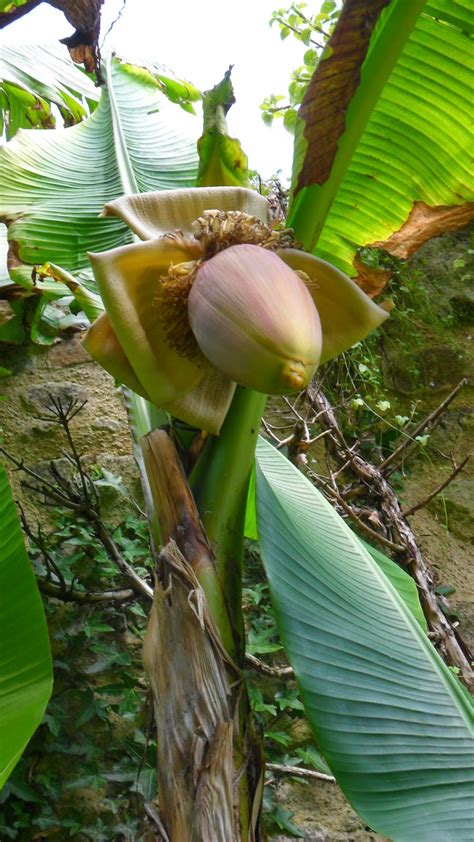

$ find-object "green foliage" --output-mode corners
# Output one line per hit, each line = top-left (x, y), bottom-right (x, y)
(2, 9), (472, 837)
(118, 60), (201, 114)
(0, 465), (53, 790)
(263, 788), (304, 837)
(243, 542), (330, 837)
(261, 1), (339, 130)
(0, 0), (30, 14)
(288, 0), (474, 265)
(0, 51), (200, 346)
(0, 501), (154, 840)
(245, 449), (428, 630)
(0, 41), (100, 138)
(0, 54), (198, 289)
(319, 241), (470, 470)
(360, 538), (427, 631)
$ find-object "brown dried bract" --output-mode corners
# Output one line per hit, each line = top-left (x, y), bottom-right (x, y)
(192, 209), (297, 257)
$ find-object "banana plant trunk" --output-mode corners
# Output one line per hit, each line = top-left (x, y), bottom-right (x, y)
(142, 388), (266, 840)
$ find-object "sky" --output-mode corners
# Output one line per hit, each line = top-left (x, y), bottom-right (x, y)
(2, 0), (308, 179)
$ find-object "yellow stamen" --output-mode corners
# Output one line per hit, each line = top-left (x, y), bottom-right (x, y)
(156, 259), (204, 363)
(281, 361), (307, 390)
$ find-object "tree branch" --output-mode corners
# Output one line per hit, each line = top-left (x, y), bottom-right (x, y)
(403, 454), (471, 517)
(38, 579), (136, 604)
(245, 653), (294, 678)
(90, 513), (153, 600)
(266, 762), (334, 783)
(379, 379), (467, 473)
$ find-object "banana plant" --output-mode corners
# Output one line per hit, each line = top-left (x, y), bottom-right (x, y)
(0, 1), (473, 839)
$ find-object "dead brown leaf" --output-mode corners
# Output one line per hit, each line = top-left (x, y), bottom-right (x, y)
(296, 0), (390, 193)
(354, 201), (474, 297)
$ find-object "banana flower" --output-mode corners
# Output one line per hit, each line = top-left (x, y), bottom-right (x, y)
(84, 187), (389, 434)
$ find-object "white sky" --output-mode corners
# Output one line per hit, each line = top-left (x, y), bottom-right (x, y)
(2, 0), (309, 179)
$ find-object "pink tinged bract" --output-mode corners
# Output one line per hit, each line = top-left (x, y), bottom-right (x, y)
(188, 244), (322, 395)
(102, 187), (270, 240)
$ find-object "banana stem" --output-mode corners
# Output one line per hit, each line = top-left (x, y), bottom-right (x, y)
(190, 386), (267, 664)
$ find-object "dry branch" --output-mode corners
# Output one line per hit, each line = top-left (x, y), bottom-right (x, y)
(303, 385), (473, 689)
(38, 580), (135, 604)
(379, 379), (467, 473)
(245, 653), (294, 678)
(1, 397), (154, 603)
(266, 762), (334, 783)
(402, 454), (471, 517)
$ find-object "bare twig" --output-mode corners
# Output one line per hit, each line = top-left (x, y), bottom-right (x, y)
(379, 379), (467, 473)
(38, 580), (136, 604)
(101, 0), (127, 47)
(19, 512), (67, 590)
(262, 417), (283, 444)
(1, 448), (81, 508)
(1, 397), (154, 602)
(403, 454), (471, 517)
(42, 395), (94, 504)
(266, 762), (334, 783)
(245, 653), (294, 678)
(91, 515), (153, 600)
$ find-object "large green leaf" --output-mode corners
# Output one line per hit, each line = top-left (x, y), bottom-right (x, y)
(244, 463), (426, 629)
(358, 537), (427, 632)
(0, 54), (199, 285)
(0, 40), (99, 137)
(255, 437), (473, 841)
(0, 464), (53, 789)
(288, 0), (474, 275)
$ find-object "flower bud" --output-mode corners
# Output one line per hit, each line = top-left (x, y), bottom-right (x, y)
(188, 243), (322, 394)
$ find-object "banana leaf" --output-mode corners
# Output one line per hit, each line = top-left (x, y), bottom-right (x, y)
(0, 40), (99, 137)
(0, 464), (53, 789)
(288, 0), (474, 276)
(244, 460), (426, 630)
(197, 68), (249, 187)
(256, 437), (473, 841)
(0, 53), (199, 286)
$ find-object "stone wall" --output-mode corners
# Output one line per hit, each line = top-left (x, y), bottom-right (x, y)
(0, 335), (141, 522)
